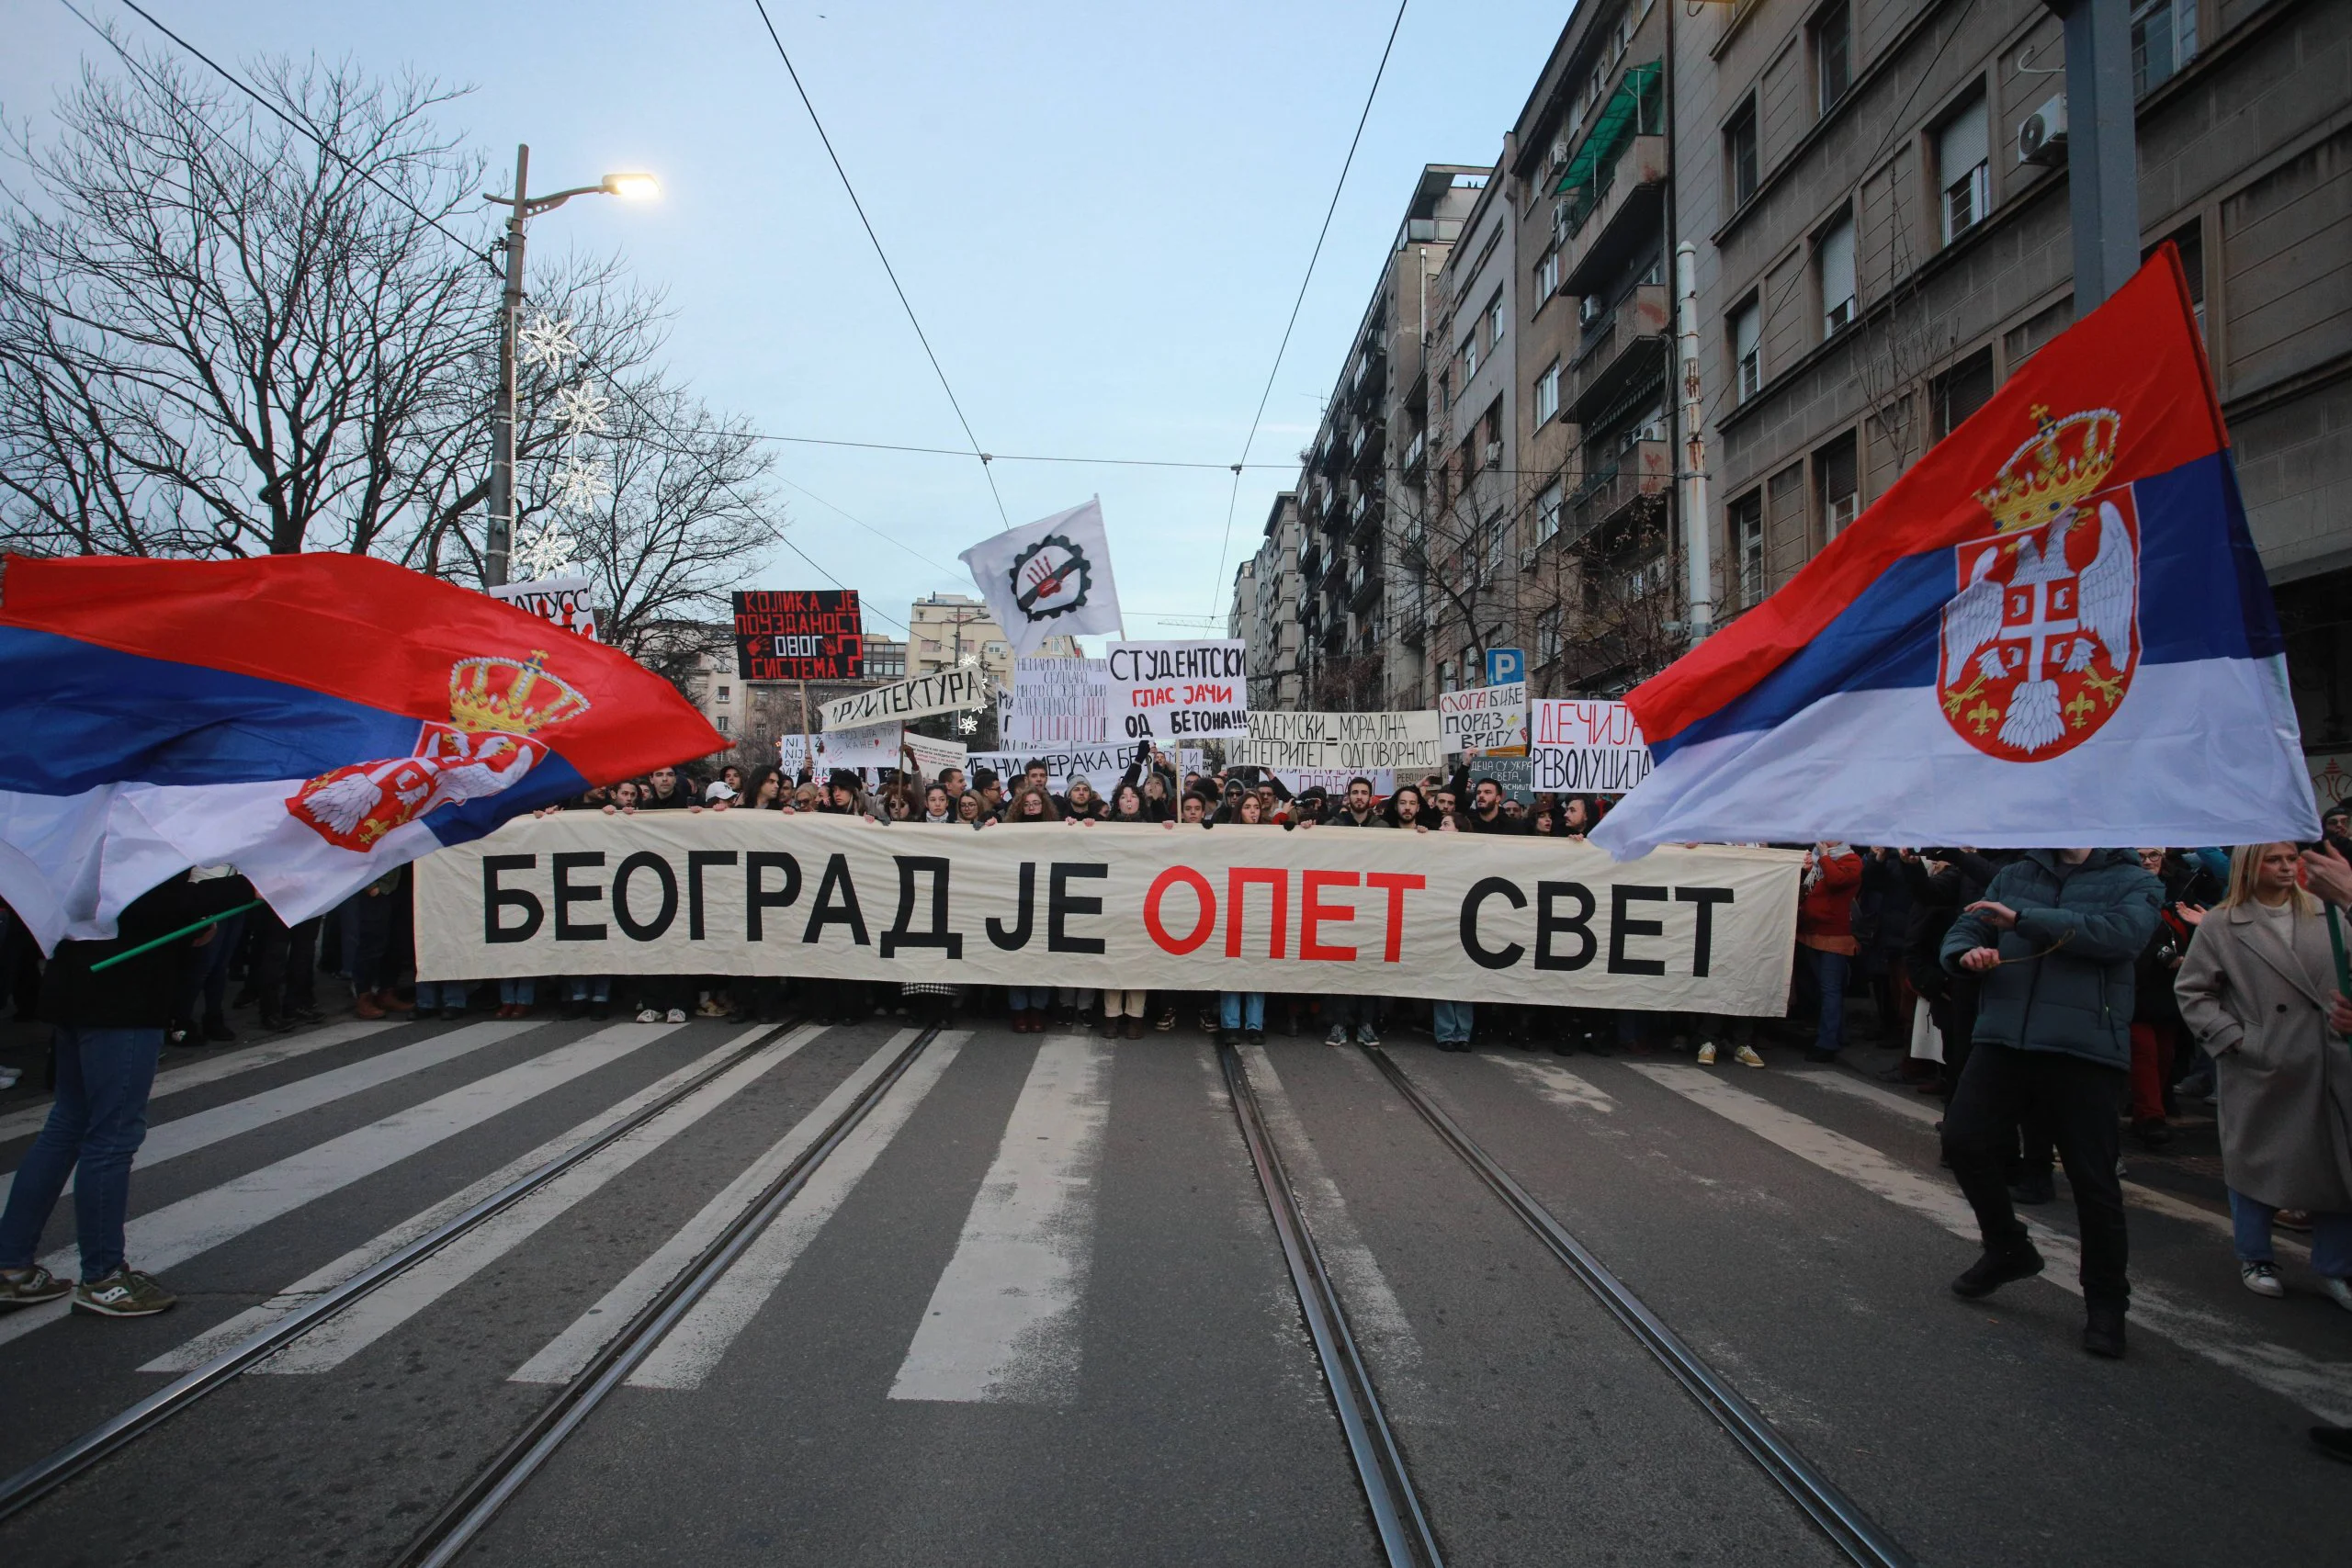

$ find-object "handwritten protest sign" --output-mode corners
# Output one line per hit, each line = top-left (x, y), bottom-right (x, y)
(967, 747), (1127, 796)
(1228, 710), (1442, 773)
(1439, 682), (1526, 755)
(901, 730), (968, 780)
(820, 666), (989, 730)
(1001, 657), (1111, 746)
(1272, 768), (1396, 796)
(1106, 639), (1249, 740)
(489, 575), (598, 641)
(1531, 700), (1652, 794)
(785, 722), (903, 773)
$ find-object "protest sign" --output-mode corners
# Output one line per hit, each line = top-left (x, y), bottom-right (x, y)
(1001, 657), (1111, 746)
(820, 666), (989, 730)
(732, 590), (863, 682)
(779, 727), (899, 776)
(417, 814), (1801, 1014)
(901, 730), (968, 780)
(967, 747), (1126, 796)
(1440, 682), (1527, 756)
(1229, 710), (1443, 773)
(1106, 639), (1249, 741)
(488, 575), (598, 641)
(1531, 700), (1653, 794)
(1272, 768), (1395, 796)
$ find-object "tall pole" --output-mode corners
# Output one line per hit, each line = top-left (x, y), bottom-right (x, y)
(486, 144), (530, 588)
(1675, 241), (1713, 640)
(2053, 0), (2139, 311)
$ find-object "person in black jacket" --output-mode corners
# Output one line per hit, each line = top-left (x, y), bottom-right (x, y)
(0, 870), (255, 1317)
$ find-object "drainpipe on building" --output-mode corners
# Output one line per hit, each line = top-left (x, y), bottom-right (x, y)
(1676, 240), (1713, 640)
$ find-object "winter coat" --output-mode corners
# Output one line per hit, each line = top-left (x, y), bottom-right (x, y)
(42, 873), (258, 1030)
(2174, 899), (2352, 1212)
(1939, 848), (2163, 1070)
(1797, 851), (1863, 954)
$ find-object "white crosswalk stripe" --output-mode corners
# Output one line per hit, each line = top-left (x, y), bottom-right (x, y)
(0, 1020), (682, 1348)
(512, 1029), (922, 1386)
(1, 1020), (535, 1207)
(1628, 1064), (2352, 1424)
(0, 1020), (401, 1145)
(889, 1033), (1112, 1404)
(628, 1030), (969, 1390)
(1481, 1052), (1619, 1114)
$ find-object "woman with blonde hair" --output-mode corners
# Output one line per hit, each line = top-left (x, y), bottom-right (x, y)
(2174, 841), (2352, 1310)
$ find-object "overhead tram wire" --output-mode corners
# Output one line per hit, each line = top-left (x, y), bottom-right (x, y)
(1206, 0), (1411, 622)
(747, 0), (1010, 528)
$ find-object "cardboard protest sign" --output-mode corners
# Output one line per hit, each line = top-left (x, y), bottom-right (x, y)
(966, 747), (1127, 796)
(1440, 682), (1527, 755)
(1229, 710), (1443, 773)
(1272, 768), (1396, 796)
(1106, 639), (1249, 741)
(812, 722), (901, 773)
(901, 730), (969, 781)
(1531, 700), (1653, 794)
(419, 814), (1802, 1016)
(1001, 657), (1111, 746)
(488, 575), (598, 641)
(732, 590), (863, 682)
(819, 666), (989, 731)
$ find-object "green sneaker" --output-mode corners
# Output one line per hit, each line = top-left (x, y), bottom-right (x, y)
(72, 1267), (175, 1318)
(0, 1265), (73, 1308)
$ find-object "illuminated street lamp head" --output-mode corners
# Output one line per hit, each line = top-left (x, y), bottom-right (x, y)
(600, 172), (661, 199)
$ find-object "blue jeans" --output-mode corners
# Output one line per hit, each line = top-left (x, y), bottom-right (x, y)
(181, 911), (246, 1022)
(566, 976), (612, 1003)
(2230, 1190), (2352, 1278)
(499, 978), (535, 1006)
(413, 979), (467, 1011)
(1219, 992), (1265, 1032)
(1433, 1000), (1475, 1043)
(1007, 987), (1048, 1011)
(1804, 947), (1850, 1056)
(0, 1027), (164, 1278)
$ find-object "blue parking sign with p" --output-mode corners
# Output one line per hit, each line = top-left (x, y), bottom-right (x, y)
(1486, 648), (1523, 686)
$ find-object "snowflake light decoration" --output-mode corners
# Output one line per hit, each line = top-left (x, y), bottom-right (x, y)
(510, 520), (579, 580)
(517, 312), (580, 374)
(957, 652), (979, 668)
(955, 713), (978, 735)
(550, 382), (611, 446)
(553, 456), (613, 512)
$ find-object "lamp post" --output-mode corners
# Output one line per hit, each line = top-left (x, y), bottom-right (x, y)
(482, 145), (659, 586)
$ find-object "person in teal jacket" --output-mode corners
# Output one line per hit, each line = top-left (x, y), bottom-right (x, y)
(1937, 847), (2162, 1360)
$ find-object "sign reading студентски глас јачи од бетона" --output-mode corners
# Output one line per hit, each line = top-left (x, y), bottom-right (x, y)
(1106, 639), (1249, 741)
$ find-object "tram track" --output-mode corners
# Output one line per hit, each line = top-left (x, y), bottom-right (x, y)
(1356, 1042), (1917, 1568)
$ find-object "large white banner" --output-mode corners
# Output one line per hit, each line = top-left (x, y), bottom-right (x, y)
(1106, 639), (1250, 741)
(1001, 657), (1110, 746)
(1228, 710), (1443, 773)
(967, 747), (1128, 796)
(488, 575), (599, 641)
(820, 666), (989, 731)
(1440, 682), (1527, 755)
(414, 815), (1800, 1012)
(1531, 700), (1653, 794)
(780, 724), (900, 775)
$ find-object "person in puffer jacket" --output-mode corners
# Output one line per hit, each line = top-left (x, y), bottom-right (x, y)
(1938, 847), (2162, 1361)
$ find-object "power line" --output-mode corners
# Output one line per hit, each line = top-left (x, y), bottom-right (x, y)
(747, 0), (1010, 528)
(1206, 0), (1410, 618)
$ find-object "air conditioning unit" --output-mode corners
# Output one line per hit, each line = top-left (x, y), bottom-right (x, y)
(1549, 136), (1571, 172)
(1552, 198), (1573, 246)
(2018, 94), (2067, 166)
(1520, 547), (1542, 574)
(1483, 441), (1504, 467)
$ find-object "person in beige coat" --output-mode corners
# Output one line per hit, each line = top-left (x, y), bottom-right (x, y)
(2174, 841), (2352, 1313)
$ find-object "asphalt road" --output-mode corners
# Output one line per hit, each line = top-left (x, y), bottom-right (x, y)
(2, 1004), (2346, 1567)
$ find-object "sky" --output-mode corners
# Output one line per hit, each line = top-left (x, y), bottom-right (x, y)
(3, 0), (1577, 648)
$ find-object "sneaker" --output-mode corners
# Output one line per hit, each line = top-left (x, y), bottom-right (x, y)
(1247, 1028), (1265, 1045)
(0, 1067), (21, 1090)
(2324, 1277), (2352, 1315)
(664, 1008), (687, 1024)
(2240, 1261), (2286, 1298)
(1325, 1026), (1348, 1047)
(72, 1267), (175, 1317)
(0, 1265), (72, 1308)
(695, 998), (729, 1018)
(1951, 1241), (2045, 1300)
(1736, 1044), (1766, 1068)
(1696, 1042), (1718, 1066)
(637, 1008), (662, 1023)
(1356, 1024), (1381, 1047)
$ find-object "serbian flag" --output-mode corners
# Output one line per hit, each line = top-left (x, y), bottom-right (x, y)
(0, 553), (724, 950)
(1593, 248), (2317, 860)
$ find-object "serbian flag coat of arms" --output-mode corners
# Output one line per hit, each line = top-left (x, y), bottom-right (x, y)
(0, 553), (724, 950)
(1592, 248), (2318, 860)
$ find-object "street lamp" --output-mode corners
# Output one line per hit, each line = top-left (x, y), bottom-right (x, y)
(481, 145), (660, 586)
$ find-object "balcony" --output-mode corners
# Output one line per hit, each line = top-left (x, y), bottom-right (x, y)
(1401, 428), (1426, 480)
(1565, 439), (1671, 544)
(1351, 485), (1383, 540)
(1351, 345), (1387, 408)
(1321, 615), (1348, 654)
(1350, 419), (1384, 472)
(1571, 282), (1671, 424)
(1298, 536), (1323, 581)
(1348, 550), (1384, 609)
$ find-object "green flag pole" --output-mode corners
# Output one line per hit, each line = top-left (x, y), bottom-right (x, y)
(86, 899), (265, 973)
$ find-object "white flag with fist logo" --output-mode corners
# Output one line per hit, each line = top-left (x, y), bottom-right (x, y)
(958, 498), (1125, 657)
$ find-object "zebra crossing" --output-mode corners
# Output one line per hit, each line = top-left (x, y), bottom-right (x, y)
(6, 1011), (2347, 1435)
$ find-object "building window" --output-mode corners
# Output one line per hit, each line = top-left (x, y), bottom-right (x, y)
(1931, 347), (1996, 439)
(1537, 248), (1561, 301)
(1813, 2), (1852, 115)
(1731, 297), (1762, 402)
(1440, 658), (1457, 694)
(1536, 479), (1564, 543)
(714, 713), (732, 736)
(2132, 0), (2198, 98)
(1536, 606), (1562, 667)
(986, 641), (1010, 660)
(1487, 518), (1510, 580)
(1486, 292), (1505, 350)
(715, 683), (730, 703)
(1817, 210), (1856, 337)
(1730, 490), (1766, 607)
(1724, 98), (1759, 209)
(1937, 94), (1991, 243)
(1438, 369), (1452, 412)
(1464, 332), (1480, 379)
(1533, 361), (1561, 425)
(1815, 433), (1859, 541)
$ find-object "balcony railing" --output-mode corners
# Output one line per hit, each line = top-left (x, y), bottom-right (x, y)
(1566, 439), (1670, 542)
(1562, 133), (1668, 298)
(1571, 282), (1670, 421)
(1401, 428), (1426, 479)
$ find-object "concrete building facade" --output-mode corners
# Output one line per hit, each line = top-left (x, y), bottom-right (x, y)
(1233, 491), (1306, 710)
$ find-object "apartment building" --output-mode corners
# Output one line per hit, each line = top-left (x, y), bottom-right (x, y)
(1675, 0), (2348, 783)
(1234, 491), (1306, 711)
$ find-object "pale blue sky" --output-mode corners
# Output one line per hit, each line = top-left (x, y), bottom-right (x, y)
(5, 1), (1577, 643)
